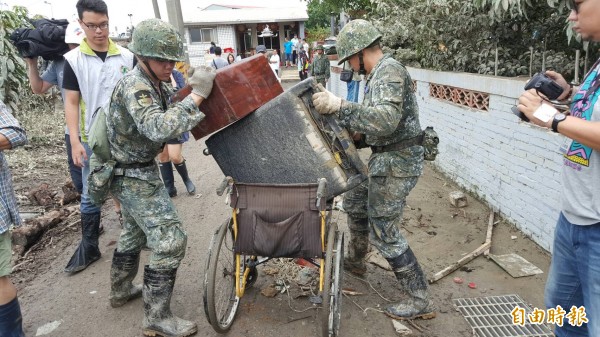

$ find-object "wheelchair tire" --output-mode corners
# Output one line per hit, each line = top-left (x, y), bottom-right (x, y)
(204, 218), (241, 333)
(321, 222), (344, 337)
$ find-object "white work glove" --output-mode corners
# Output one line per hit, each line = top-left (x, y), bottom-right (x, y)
(188, 65), (216, 99)
(312, 87), (342, 115)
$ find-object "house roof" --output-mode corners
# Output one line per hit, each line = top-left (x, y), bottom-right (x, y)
(184, 7), (308, 25)
(201, 4), (261, 10)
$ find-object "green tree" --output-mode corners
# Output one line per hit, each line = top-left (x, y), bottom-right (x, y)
(0, 6), (30, 111)
(369, 0), (593, 80)
(305, 0), (373, 30)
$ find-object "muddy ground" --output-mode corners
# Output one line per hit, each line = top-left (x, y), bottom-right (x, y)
(7, 79), (552, 337)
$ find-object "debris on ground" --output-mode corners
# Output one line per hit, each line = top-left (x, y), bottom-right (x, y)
(489, 253), (544, 278)
(392, 320), (412, 335)
(366, 250), (392, 271)
(448, 191), (468, 208)
(261, 284), (279, 298)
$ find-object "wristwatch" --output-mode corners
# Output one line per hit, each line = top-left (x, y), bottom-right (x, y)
(551, 113), (567, 133)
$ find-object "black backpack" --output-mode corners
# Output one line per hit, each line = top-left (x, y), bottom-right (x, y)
(9, 18), (70, 60)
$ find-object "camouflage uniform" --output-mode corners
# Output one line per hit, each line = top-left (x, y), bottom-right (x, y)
(338, 55), (423, 258)
(310, 49), (330, 87)
(317, 19), (434, 320)
(107, 66), (204, 269)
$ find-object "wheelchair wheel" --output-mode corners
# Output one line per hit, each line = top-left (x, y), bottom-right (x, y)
(321, 222), (344, 337)
(204, 218), (240, 333)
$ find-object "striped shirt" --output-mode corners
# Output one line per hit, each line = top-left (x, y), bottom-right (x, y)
(0, 101), (27, 233)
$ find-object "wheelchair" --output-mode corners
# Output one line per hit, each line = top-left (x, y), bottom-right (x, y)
(203, 177), (344, 337)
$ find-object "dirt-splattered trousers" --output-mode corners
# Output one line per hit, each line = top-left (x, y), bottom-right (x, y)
(337, 55), (423, 259)
(106, 67), (204, 269)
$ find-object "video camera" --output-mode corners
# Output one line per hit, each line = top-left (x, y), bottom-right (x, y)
(512, 72), (565, 121)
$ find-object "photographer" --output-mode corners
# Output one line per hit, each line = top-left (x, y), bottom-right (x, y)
(517, 2), (600, 336)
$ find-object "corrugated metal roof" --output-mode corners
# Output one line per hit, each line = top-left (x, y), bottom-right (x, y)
(184, 7), (308, 25)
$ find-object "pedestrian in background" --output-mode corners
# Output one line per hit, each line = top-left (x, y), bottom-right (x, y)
(24, 21), (85, 195)
(269, 49), (281, 79)
(310, 45), (330, 87)
(210, 46), (228, 70)
(227, 53), (235, 64)
(157, 68), (196, 198)
(297, 45), (308, 81)
(0, 101), (27, 337)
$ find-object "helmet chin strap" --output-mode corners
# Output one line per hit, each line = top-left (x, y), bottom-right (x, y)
(141, 57), (161, 82)
(358, 51), (366, 75)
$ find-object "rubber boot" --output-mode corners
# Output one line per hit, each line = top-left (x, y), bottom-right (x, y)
(384, 248), (436, 320)
(109, 250), (142, 308)
(64, 212), (101, 274)
(343, 217), (369, 276)
(159, 161), (177, 198)
(0, 297), (25, 337)
(142, 266), (197, 337)
(174, 160), (195, 195)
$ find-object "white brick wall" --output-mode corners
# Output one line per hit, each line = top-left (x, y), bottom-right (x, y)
(330, 65), (564, 252)
(186, 25), (237, 67)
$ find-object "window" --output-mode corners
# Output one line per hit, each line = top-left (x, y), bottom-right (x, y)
(189, 27), (216, 43)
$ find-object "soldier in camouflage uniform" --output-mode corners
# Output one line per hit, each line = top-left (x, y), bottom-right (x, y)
(310, 45), (330, 87)
(312, 19), (435, 321)
(105, 19), (215, 337)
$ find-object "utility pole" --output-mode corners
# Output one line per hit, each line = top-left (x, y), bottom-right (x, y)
(165, 0), (189, 63)
(152, 0), (160, 19)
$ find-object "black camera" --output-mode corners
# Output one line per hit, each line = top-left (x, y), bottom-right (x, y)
(524, 72), (564, 100)
(512, 72), (565, 121)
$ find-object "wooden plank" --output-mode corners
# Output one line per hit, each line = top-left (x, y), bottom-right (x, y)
(428, 241), (491, 284)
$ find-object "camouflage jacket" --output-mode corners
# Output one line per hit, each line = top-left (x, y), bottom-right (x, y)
(337, 54), (423, 177)
(311, 54), (330, 79)
(106, 66), (204, 180)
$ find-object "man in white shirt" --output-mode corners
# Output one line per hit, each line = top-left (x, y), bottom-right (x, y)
(269, 50), (281, 81)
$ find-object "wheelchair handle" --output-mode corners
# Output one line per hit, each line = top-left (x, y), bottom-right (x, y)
(316, 178), (328, 208)
(216, 176), (233, 196)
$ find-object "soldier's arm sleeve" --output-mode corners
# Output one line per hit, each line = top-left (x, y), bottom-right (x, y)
(336, 69), (407, 136)
(126, 82), (205, 143)
(326, 62), (330, 79)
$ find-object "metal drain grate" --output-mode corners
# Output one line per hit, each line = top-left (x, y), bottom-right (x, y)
(453, 294), (554, 337)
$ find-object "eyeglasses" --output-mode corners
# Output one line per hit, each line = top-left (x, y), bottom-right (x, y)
(81, 21), (109, 31)
(567, 0), (580, 13)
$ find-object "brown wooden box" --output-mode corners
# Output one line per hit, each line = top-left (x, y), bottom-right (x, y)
(190, 54), (283, 140)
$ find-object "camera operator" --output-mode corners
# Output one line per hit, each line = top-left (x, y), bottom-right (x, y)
(517, 2), (600, 336)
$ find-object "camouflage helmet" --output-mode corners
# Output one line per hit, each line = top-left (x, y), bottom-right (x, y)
(128, 18), (184, 62)
(336, 19), (382, 65)
(315, 45), (324, 51)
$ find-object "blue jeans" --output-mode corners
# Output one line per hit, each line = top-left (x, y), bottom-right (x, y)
(80, 142), (101, 214)
(65, 134), (83, 194)
(545, 212), (600, 337)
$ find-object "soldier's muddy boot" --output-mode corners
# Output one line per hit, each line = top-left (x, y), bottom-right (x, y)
(343, 218), (369, 276)
(142, 266), (197, 337)
(384, 248), (436, 320)
(174, 160), (195, 195)
(109, 249), (142, 308)
(0, 297), (25, 337)
(64, 212), (102, 273)
(159, 161), (177, 197)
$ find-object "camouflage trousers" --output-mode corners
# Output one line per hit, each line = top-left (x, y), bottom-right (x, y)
(343, 175), (419, 259)
(110, 176), (187, 269)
